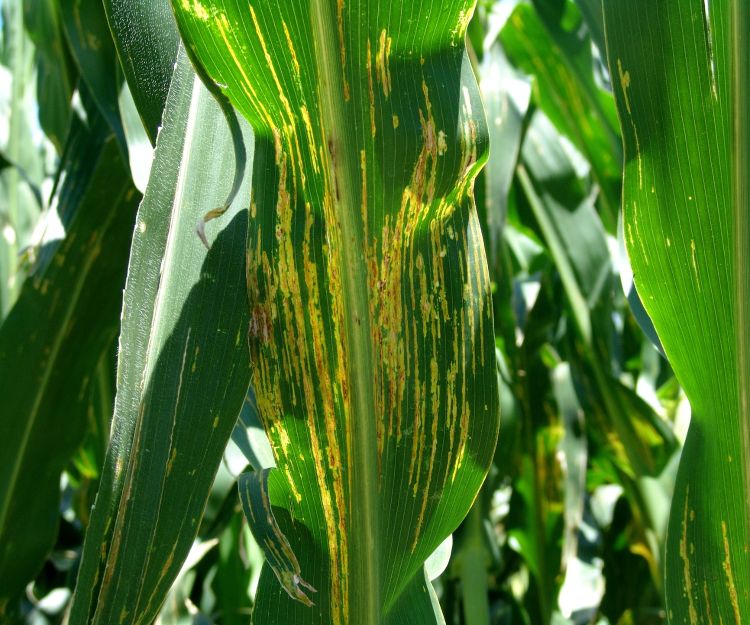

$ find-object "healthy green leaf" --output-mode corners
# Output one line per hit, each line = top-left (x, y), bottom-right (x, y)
(59, 0), (126, 147)
(603, 0), (750, 621)
(68, 45), (253, 625)
(502, 1), (621, 228)
(102, 0), (179, 143)
(169, 1), (500, 623)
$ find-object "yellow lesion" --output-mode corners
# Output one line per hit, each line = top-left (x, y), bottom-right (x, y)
(284, 467), (302, 503)
(452, 7), (473, 44)
(299, 106), (320, 174)
(166, 447), (177, 475)
(721, 521), (742, 625)
(180, 0), (209, 20)
(631, 201), (649, 265)
(703, 581), (714, 625)
(366, 40), (377, 138)
(282, 20), (301, 80)
(248, 6), (296, 129)
(375, 29), (393, 98)
(616, 59), (644, 189)
(337, 0), (350, 100)
(411, 357), (441, 550)
(618, 60), (632, 115)
(679, 490), (699, 625)
(215, 14), (275, 129)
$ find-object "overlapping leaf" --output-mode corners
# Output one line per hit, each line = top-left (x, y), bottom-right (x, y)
(68, 46), (254, 625)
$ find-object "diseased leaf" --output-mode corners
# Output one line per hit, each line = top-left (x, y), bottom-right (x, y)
(170, 1), (500, 623)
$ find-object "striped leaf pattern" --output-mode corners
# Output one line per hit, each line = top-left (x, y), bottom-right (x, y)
(170, 1), (500, 623)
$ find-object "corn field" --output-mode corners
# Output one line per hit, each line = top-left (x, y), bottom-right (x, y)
(0, 0), (747, 624)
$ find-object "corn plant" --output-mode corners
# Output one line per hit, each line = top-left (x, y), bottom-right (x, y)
(0, 0), (747, 624)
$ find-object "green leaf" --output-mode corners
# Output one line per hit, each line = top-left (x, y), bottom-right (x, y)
(0, 111), (139, 607)
(58, 0), (126, 147)
(603, 0), (750, 621)
(68, 45), (253, 625)
(170, 1), (499, 624)
(502, 1), (621, 229)
(517, 117), (676, 479)
(103, 0), (179, 142)
(23, 0), (76, 152)
(480, 40), (530, 270)
(0, 0), (40, 316)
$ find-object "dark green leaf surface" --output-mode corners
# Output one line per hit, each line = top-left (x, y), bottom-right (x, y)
(604, 1), (750, 621)
(68, 46), (253, 625)
(24, 0), (75, 152)
(59, 0), (125, 147)
(0, 112), (138, 607)
(170, 1), (499, 623)
(103, 0), (179, 142)
(518, 116), (675, 479)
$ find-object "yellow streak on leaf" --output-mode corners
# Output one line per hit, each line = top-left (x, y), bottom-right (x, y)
(281, 20), (301, 79)
(375, 29), (392, 98)
(721, 521), (742, 625)
(679, 492), (699, 625)
(248, 6), (296, 129)
(214, 15), (275, 129)
(691, 239), (701, 291)
(337, 0), (350, 100)
(366, 40), (376, 138)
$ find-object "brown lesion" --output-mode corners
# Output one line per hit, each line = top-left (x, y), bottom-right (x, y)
(249, 303), (274, 346)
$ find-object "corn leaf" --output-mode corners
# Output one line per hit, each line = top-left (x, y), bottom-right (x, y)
(603, 1), (750, 621)
(58, 0), (125, 147)
(501, 1), (621, 228)
(170, 1), (499, 623)
(102, 0), (179, 143)
(67, 45), (253, 624)
(0, 110), (138, 607)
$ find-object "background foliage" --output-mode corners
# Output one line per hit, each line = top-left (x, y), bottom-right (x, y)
(0, 0), (695, 623)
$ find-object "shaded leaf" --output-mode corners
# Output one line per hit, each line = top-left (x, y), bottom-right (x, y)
(0, 111), (138, 607)
(68, 45), (253, 625)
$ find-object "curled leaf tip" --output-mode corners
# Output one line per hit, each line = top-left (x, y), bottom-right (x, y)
(196, 205), (229, 249)
(282, 573), (317, 606)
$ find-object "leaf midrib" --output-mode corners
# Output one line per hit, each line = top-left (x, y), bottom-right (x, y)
(311, 1), (380, 623)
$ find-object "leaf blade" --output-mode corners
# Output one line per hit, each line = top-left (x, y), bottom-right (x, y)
(603, 1), (750, 621)
(170, 1), (500, 623)
(68, 45), (254, 625)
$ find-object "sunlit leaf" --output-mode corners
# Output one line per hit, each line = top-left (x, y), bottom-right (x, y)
(603, 0), (750, 620)
(170, 1), (500, 623)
